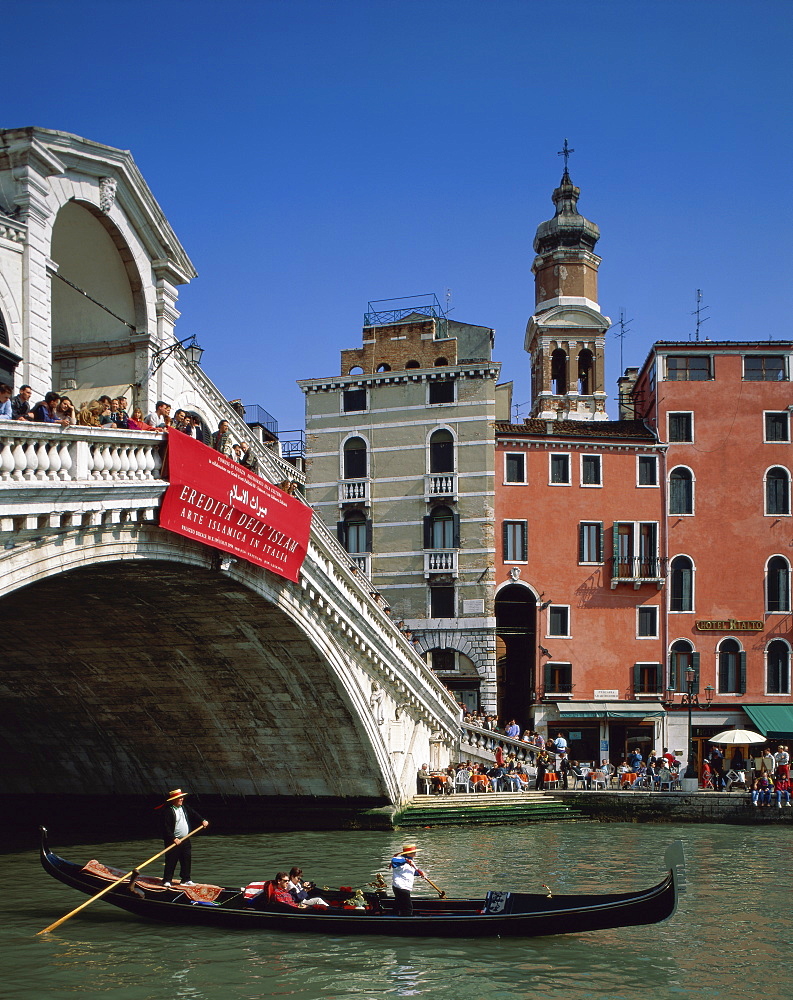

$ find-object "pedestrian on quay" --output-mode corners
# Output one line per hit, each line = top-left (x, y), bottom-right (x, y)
(156, 787), (209, 887)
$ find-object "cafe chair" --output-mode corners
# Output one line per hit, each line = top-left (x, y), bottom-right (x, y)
(454, 769), (472, 793)
(590, 770), (608, 791)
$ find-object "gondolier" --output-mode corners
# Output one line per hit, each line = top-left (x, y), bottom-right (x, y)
(157, 788), (209, 887)
(390, 843), (425, 917)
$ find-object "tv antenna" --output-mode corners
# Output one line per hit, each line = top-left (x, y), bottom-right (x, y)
(692, 288), (709, 342)
(445, 287), (453, 315)
(612, 308), (633, 375)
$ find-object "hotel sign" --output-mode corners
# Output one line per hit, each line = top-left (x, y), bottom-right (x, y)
(695, 619), (764, 632)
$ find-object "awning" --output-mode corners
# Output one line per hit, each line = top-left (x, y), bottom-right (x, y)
(554, 701), (666, 720)
(743, 705), (793, 740)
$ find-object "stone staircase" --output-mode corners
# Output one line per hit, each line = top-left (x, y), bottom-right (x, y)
(395, 791), (583, 827)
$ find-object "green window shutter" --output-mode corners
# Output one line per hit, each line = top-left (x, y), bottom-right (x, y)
(633, 662), (642, 695)
(739, 652), (747, 694)
(452, 512), (461, 549)
(337, 521), (345, 545)
(521, 523), (528, 562)
(691, 652), (700, 694)
(578, 524), (585, 562)
(544, 663), (552, 692)
(653, 663), (663, 694)
(612, 523), (620, 578)
(365, 519), (373, 552)
(668, 652), (678, 692)
(503, 522), (509, 560)
(423, 515), (432, 549)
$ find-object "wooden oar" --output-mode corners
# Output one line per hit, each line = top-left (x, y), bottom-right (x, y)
(38, 825), (205, 935)
(422, 875), (447, 899)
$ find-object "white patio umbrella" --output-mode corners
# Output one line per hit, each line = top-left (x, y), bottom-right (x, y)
(708, 728), (766, 745)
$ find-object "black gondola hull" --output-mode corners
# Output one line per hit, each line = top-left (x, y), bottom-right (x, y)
(40, 830), (684, 939)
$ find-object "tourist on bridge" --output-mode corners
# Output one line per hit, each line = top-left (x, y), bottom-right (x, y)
(0, 383), (12, 419)
(145, 400), (171, 428)
(10, 384), (34, 420)
(157, 788), (209, 888)
(211, 419), (234, 456)
(390, 844), (426, 917)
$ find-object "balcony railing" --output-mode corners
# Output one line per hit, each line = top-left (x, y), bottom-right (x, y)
(339, 479), (370, 505)
(609, 556), (666, 590)
(424, 549), (458, 577)
(425, 473), (457, 500)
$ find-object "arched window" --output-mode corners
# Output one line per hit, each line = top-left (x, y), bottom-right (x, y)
(343, 437), (367, 479)
(429, 429), (454, 473)
(766, 556), (791, 613)
(718, 637), (745, 694)
(767, 640), (791, 695)
(551, 348), (567, 394)
(376, 363), (391, 372)
(348, 366), (364, 376)
(405, 360), (420, 369)
(577, 349), (594, 394)
(339, 510), (370, 554)
(766, 467), (790, 515)
(669, 467), (694, 515)
(424, 505), (458, 549)
(668, 639), (698, 693)
(669, 556), (693, 611)
(434, 357), (449, 366)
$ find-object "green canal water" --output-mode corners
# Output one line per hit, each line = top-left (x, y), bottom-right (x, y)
(2, 823), (790, 1000)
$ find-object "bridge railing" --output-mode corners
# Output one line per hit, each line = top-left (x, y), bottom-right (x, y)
(460, 723), (537, 765)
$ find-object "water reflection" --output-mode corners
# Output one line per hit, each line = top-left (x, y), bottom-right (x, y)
(2, 824), (790, 1000)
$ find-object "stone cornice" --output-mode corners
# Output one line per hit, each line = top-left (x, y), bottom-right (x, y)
(298, 362), (501, 393)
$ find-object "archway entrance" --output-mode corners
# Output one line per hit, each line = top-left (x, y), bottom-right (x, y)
(495, 585), (536, 728)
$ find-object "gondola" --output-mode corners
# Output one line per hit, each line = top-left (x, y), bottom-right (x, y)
(40, 828), (685, 938)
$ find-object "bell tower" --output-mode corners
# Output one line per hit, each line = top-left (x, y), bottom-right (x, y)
(525, 144), (610, 421)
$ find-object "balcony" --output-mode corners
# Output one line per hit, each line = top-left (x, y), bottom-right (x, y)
(424, 473), (457, 500)
(424, 549), (458, 577)
(339, 478), (370, 505)
(349, 553), (371, 579)
(610, 556), (666, 590)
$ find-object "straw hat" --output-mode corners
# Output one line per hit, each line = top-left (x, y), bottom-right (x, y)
(401, 844), (418, 856)
(164, 788), (189, 804)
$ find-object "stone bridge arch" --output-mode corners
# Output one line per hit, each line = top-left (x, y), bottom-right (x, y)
(0, 518), (459, 829)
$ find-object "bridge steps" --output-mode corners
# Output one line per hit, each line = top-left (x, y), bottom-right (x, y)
(395, 791), (583, 827)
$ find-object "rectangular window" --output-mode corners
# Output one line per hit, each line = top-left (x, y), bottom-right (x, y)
(578, 522), (603, 563)
(581, 454), (602, 486)
(550, 453), (570, 484)
(428, 380), (455, 404)
(633, 662), (662, 694)
(544, 662), (572, 694)
(637, 606), (658, 638)
(548, 605), (570, 637)
(431, 649), (456, 672)
(765, 412), (790, 443)
(430, 585), (455, 618)
(505, 452), (526, 483)
(666, 355), (711, 381)
(638, 455), (658, 486)
(744, 355), (788, 381)
(342, 388), (367, 412)
(668, 412), (693, 442)
(503, 521), (528, 562)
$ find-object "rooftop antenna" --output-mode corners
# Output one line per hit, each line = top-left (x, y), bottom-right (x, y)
(613, 308), (633, 375)
(557, 137), (575, 174)
(512, 399), (531, 422)
(445, 287), (453, 315)
(692, 288), (710, 342)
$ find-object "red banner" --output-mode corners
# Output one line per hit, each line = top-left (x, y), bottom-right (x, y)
(159, 431), (312, 583)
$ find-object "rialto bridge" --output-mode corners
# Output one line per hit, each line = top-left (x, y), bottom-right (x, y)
(0, 128), (469, 836)
(0, 420), (463, 833)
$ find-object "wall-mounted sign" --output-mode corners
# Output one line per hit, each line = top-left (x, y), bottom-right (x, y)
(695, 619), (763, 632)
(160, 431), (312, 582)
(594, 690), (619, 700)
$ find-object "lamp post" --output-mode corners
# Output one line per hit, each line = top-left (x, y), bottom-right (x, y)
(148, 335), (205, 376)
(681, 664), (699, 779)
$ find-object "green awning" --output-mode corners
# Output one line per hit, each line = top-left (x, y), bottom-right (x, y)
(554, 701), (665, 720)
(743, 705), (793, 740)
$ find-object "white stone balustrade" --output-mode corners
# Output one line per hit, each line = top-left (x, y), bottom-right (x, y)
(0, 423), (165, 484)
(424, 549), (458, 576)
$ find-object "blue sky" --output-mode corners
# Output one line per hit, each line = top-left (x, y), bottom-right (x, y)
(5, 0), (792, 430)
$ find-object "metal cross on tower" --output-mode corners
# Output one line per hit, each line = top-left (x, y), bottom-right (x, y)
(557, 138), (575, 172)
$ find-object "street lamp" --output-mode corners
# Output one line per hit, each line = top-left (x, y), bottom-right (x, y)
(681, 664), (699, 779)
(149, 334), (205, 376)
